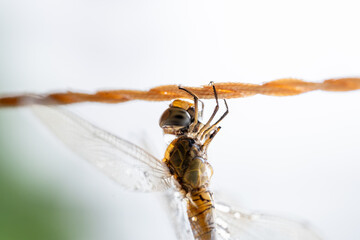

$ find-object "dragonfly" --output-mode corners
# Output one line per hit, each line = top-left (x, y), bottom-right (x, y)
(1, 78), (360, 239)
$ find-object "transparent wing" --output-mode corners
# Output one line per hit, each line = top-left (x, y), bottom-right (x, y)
(215, 202), (322, 240)
(32, 105), (172, 192)
(162, 189), (194, 240)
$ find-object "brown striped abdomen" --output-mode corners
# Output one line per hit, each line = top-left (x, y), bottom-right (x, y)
(187, 188), (216, 240)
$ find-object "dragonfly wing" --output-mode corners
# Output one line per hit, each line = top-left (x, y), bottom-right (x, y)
(32, 105), (172, 192)
(162, 189), (194, 240)
(215, 202), (322, 240)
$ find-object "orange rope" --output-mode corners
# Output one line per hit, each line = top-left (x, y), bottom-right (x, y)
(0, 78), (359, 107)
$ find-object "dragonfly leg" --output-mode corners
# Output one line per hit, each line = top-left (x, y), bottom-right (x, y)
(196, 82), (219, 138)
(201, 99), (229, 140)
(201, 126), (221, 153)
(178, 86), (199, 133)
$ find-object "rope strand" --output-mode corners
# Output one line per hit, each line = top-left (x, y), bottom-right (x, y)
(1, 78), (359, 107)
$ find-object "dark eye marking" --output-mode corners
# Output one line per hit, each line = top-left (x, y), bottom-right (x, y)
(174, 114), (185, 119)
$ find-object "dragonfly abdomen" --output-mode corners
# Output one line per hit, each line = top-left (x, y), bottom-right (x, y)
(187, 187), (216, 240)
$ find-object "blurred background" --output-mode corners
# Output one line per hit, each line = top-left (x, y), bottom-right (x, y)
(0, 0), (360, 239)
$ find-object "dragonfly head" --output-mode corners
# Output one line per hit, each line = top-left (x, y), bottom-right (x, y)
(159, 99), (195, 135)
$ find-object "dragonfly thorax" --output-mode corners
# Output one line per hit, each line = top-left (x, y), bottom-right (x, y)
(163, 137), (213, 193)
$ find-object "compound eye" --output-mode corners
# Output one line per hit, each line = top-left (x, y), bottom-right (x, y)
(159, 107), (191, 129)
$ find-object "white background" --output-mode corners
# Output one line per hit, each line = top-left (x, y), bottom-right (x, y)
(1, 0), (360, 239)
